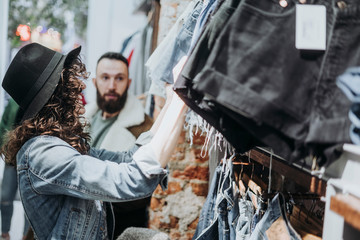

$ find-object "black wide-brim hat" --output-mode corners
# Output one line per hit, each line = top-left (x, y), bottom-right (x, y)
(2, 43), (81, 122)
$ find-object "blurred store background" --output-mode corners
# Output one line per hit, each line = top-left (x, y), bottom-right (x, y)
(0, 1), (207, 239)
(0, 0), (149, 117)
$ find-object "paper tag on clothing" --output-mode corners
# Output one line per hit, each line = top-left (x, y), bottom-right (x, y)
(295, 4), (326, 50)
(95, 200), (102, 212)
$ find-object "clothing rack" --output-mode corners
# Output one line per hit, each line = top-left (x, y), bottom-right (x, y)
(245, 147), (327, 197)
(262, 192), (321, 201)
(227, 147), (326, 239)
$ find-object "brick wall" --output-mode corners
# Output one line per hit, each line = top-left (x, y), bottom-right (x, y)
(156, 0), (192, 45)
(148, 130), (209, 239)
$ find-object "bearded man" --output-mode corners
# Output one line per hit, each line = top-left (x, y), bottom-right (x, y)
(85, 52), (153, 237)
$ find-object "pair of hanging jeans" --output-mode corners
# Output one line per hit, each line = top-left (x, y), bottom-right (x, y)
(193, 160), (239, 240)
(193, 165), (222, 240)
(217, 160), (239, 240)
(249, 193), (301, 240)
(235, 191), (254, 240)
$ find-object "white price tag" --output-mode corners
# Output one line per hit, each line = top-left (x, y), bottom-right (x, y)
(295, 4), (326, 50)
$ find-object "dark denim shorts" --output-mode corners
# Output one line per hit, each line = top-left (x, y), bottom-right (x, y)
(182, 0), (241, 82)
(179, 0), (360, 163)
(174, 0), (263, 155)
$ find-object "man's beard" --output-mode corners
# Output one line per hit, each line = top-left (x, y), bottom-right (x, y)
(96, 89), (128, 114)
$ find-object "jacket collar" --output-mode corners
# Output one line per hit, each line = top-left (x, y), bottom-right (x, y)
(84, 92), (145, 128)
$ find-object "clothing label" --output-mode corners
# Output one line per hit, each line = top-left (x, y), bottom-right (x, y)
(295, 4), (326, 50)
(95, 200), (102, 212)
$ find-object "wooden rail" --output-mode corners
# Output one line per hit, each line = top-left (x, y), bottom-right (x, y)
(330, 194), (360, 231)
(248, 148), (327, 196)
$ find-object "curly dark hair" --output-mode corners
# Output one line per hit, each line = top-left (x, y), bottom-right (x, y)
(1, 55), (91, 166)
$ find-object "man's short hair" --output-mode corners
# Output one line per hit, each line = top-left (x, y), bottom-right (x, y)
(97, 52), (129, 67)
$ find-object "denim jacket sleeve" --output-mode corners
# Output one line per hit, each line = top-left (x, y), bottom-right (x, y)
(19, 134), (167, 202)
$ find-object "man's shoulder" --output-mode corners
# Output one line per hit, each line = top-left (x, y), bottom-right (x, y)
(127, 114), (153, 139)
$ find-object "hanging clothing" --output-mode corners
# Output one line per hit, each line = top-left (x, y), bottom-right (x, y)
(181, 0), (240, 81)
(174, 0), (360, 166)
(235, 190), (257, 240)
(146, 0), (203, 92)
(193, 159), (302, 240)
(249, 193), (301, 240)
(189, 0), (220, 50)
(128, 24), (153, 96)
(193, 165), (222, 240)
(337, 67), (360, 146)
(193, 159), (240, 240)
(120, 31), (140, 58)
(146, 0), (199, 99)
(174, 0), (263, 153)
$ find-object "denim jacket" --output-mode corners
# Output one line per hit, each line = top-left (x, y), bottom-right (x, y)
(16, 132), (167, 240)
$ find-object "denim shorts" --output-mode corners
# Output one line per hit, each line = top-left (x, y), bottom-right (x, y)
(176, 0), (360, 164)
(160, 0), (203, 84)
(182, 0), (241, 82)
(174, 0), (263, 155)
(146, 0), (202, 90)
(195, 0), (360, 140)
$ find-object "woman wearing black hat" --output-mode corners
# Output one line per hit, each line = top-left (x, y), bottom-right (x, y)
(0, 43), (187, 240)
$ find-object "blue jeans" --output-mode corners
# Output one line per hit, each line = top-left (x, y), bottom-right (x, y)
(249, 193), (301, 240)
(189, 0), (219, 50)
(193, 166), (222, 240)
(1, 165), (30, 236)
(235, 191), (254, 240)
(193, 160), (239, 240)
(217, 160), (239, 240)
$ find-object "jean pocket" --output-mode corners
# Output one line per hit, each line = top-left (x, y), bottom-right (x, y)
(64, 208), (82, 239)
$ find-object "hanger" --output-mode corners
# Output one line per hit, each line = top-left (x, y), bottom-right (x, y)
(268, 149), (273, 195)
(230, 150), (259, 197)
(231, 152), (254, 166)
